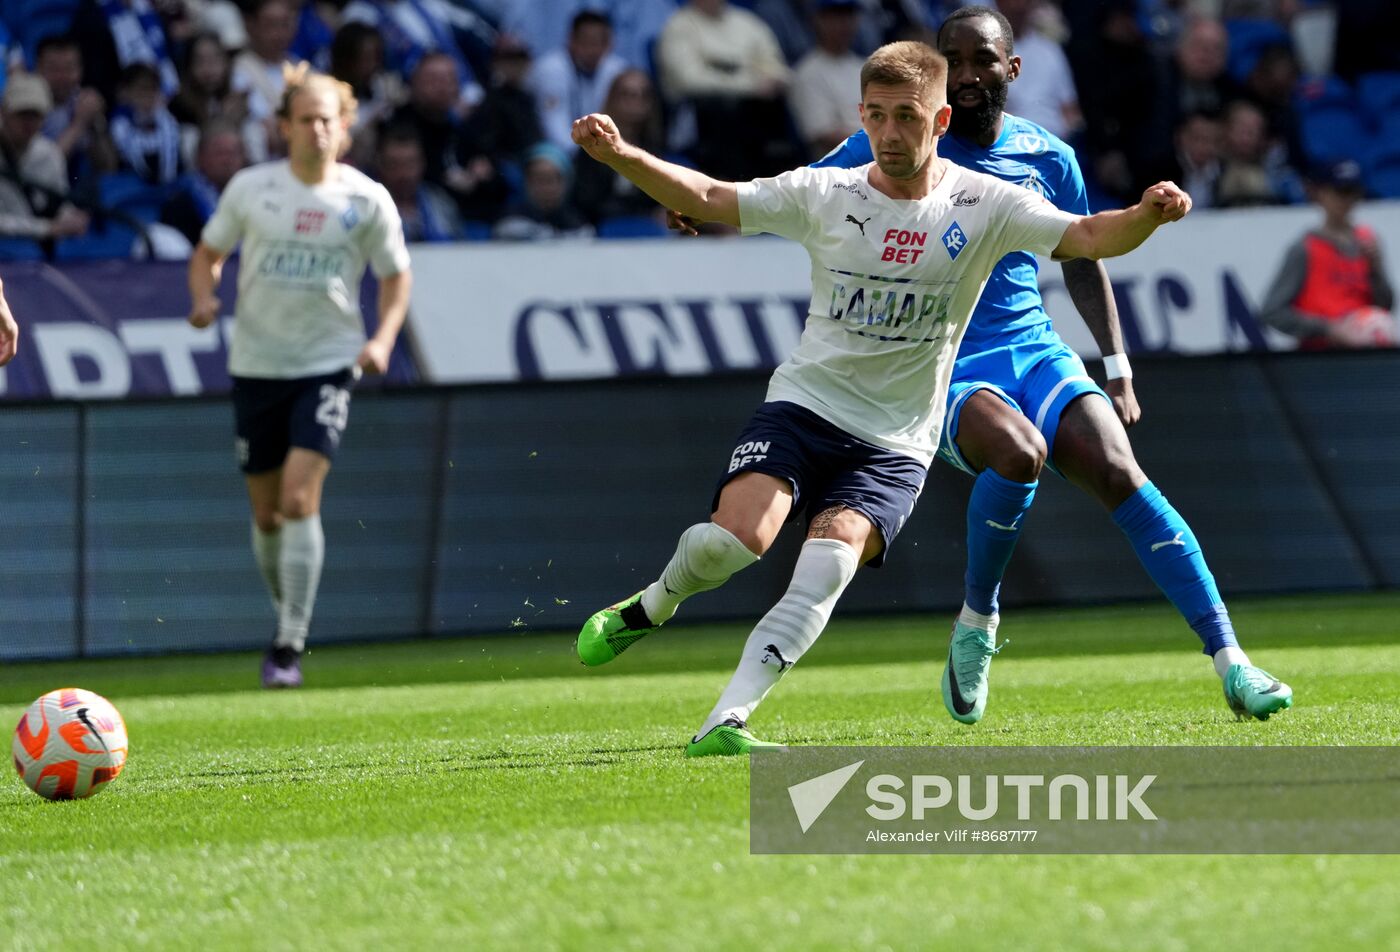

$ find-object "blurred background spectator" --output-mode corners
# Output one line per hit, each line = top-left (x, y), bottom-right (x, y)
(1167, 109), (1224, 209)
(531, 10), (626, 153)
(1171, 16), (1232, 119)
(1217, 98), (1289, 207)
(70, 0), (181, 105)
(467, 34), (544, 173)
(341, 0), (491, 109)
(572, 67), (666, 228)
(36, 33), (117, 187)
(0, 75), (91, 242)
(788, 0), (864, 161)
(998, 0), (1081, 142)
(158, 116), (244, 244)
(330, 21), (405, 139)
(1259, 160), (1395, 348)
(656, 0), (796, 181)
(232, 0), (304, 160)
(110, 62), (183, 184)
(375, 126), (465, 241)
(169, 31), (251, 163)
(752, 0), (882, 65)
(494, 142), (593, 240)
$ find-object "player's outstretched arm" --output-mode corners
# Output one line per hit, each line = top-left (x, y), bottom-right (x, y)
(572, 113), (740, 227)
(0, 275), (18, 367)
(359, 269), (412, 374)
(187, 241), (228, 329)
(1054, 182), (1191, 262)
(1061, 257), (1139, 427)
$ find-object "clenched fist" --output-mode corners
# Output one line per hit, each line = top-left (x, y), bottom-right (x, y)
(571, 113), (627, 165)
(1139, 181), (1192, 223)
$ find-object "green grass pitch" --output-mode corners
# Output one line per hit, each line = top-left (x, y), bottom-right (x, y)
(3, 592), (1399, 950)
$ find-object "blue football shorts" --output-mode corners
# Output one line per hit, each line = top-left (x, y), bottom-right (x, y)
(936, 336), (1110, 477)
(711, 401), (928, 567)
(231, 367), (357, 473)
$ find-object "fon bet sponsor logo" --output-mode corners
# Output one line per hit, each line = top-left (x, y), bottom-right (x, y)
(729, 440), (771, 473)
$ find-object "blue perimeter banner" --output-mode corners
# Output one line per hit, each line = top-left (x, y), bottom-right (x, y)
(0, 260), (418, 400)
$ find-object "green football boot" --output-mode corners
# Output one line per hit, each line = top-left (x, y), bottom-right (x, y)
(940, 616), (1001, 724)
(575, 590), (660, 666)
(1224, 663), (1294, 721)
(685, 718), (783, 757)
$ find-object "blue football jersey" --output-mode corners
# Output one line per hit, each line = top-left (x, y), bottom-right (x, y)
(813, 116), (1089, 355)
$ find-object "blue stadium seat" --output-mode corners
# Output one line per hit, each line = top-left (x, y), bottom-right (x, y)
(99, 173), (170, 224)
(1222, 18), (1292, 82)
(1299, 106), (1372, 164)
(597, 215), (669, 239)
(1296, 75), (1354, 111)
(1367, 155), (1400, 199)
(55, 223), (138, 261)
(0, 237), (44, 261)
(7, 0), (80, 62)
(461, 221), (493, 241)
(1357, 72), (1400, 119)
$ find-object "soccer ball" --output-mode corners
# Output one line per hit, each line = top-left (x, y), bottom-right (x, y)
(12, 688), (128, 800)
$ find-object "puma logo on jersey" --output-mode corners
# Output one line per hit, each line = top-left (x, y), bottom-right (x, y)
(845, 214), (871, 235)
(1150, 531), (1185, 552)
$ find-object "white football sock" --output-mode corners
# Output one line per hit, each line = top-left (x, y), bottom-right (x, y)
(698, 539), (859, 737)
(640, 522), (758, 624)
(1212, 645), (1251, 680)
(958, 602), (999, 634)
(276, 514), (324, 652)
(251, 523), (282, 609)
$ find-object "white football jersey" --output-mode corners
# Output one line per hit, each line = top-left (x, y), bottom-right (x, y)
(737, 162), (1075, 465)
(202, 160), (411, 378)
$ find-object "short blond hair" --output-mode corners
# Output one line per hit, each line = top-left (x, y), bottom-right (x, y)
(860, 41), (947, 104)
(276, 63), (359, 127)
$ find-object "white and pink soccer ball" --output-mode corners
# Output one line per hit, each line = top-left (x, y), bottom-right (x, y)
(12, 688), (128, 800)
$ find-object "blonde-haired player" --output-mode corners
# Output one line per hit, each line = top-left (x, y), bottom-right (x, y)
(187, 67), (412, 687)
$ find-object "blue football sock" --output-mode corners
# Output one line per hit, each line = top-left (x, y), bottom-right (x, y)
(1112, 482), (1238, 655)
(964, 470), (1037, 616)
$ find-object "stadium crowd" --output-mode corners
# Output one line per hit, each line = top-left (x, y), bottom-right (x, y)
(0, 0), (1397, 259)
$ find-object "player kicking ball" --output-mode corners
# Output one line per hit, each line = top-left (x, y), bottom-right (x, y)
(186, 66), (412, 688)
(814, 8), (1291, 724)
(572, 41), (1191, 756)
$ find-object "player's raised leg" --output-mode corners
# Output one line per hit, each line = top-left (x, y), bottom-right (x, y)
(575, 471), (784, 666)
(687, 505), (876, 756)
(939, 389), (1044, 723)
(264, 447), (331, 687)
(1052, 393), (1293, 719)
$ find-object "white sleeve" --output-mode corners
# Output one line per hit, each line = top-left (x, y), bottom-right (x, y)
(200, 170), (249, 253)
(735, 166), (822, 243)
(989, 179), (1077, 259)
(364, 186), (412, 278)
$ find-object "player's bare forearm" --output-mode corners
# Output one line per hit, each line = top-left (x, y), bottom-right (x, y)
(1055, 183), (1190, 261)
(572, 113), (739, 226)
(373, 270), (412, 345)
(1061, 258), (1123, 356)
(187, 242), (227, 328)
(0, 275), (17, 367)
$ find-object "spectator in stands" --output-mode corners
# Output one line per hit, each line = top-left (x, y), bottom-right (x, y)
(500, 0), (678, 72)
(1072, 0), (1174, 201)
(159, 118), (246, 245)
(234, 0), (307, 160)
(110, 62), (184, 185)
(531, 11), (627, 153)
(998, 0), (1082, 141)
(493, 142), (593, 241)
(656, 0), (796, 181)
(1260, 160), (1396, 349)
(71, 0), (181, 104)
(385, 52), (506, 221)
(751, 0), (881, 66)
(1216, 99), (1287, 207)
(289, 0), (339, 71)
(0, 75), (90, 241)
(171, 32), (254, 164)
(341, 0), (489, 108)
(788, 0), (865, 161)
(330, 21), (405, 138)
(1239, 42), (1306, 172)
(466, 33), (544, 170)
(1171, 16), (1232, 119)
(376, 127), (464, 241)
(36, 35), (117, 186)
(572, 68), (666, 227)
(1167, 110), (1223, 209)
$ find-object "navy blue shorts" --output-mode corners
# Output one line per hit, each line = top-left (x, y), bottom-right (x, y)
(231, 368), (356, 474)
(711, 401), (928, 567)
